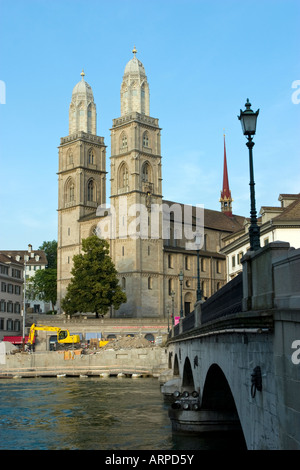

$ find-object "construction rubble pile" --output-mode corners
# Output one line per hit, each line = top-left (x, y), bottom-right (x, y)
(101, 335), (154, 350)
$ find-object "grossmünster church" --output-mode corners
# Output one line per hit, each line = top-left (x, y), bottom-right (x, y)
(57, 48), (245, 318)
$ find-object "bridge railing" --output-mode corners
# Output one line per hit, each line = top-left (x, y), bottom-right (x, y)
(176, 273), (243, 335)
(201, 273), (243, 324)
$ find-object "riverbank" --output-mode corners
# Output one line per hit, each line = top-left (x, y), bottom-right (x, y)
(0, 345), (169, 380)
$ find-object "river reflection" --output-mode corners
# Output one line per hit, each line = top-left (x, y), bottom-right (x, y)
(0, 377), (245, 450)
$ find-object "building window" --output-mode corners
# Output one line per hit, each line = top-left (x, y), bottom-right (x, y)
(238, 252), (244, 265)
(143, 132), (149, 147)
(88, 149), (94, 164)
(141, 161), (152, 183)
(264, 237), (269, 246)
(119, 162), (129, 189)
(148, 277), (152, 290)
(15, 285), (21, 295)
(12, 269), (21, 278)
(217, 260), (221, 274)
(122, 277), (126, 290)
(0, 265), (9, 275)
(14, 304), (20, 314)
(201, 258), (206, 272)
(7, 302), (13, 313)
(168, 278), (173, 295)
(70, 184), (75, 201)
(232, 255), (236, 268)
(122, 246), (125, 256)
(0, 300), (6, 312)
(121, 133), (128, 148)
(185, 256), (190, 270)
(168, 254), (173, 268)
(87, 179), (95, 201)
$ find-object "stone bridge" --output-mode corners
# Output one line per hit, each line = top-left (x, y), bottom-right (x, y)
(163, 242), (300, 450)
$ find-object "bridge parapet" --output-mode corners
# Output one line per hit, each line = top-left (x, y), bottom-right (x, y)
(242, 241), (291, 311)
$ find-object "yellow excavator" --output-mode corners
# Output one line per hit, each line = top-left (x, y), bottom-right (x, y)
(28, 324), (81, 347)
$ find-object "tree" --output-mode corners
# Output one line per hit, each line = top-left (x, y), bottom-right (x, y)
(39, 240), (57, 269)
(28, 268), (57, 310)
(27, 240), (58, 310)
(61, 235), (127, 318)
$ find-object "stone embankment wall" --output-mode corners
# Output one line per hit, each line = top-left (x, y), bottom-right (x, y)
(0, 346), (168, 379)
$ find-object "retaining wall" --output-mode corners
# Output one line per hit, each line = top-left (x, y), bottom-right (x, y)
(0, 347), (168, 378)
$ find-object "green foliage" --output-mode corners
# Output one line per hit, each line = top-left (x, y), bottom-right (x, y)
(27, 268), (57, 309)
(27, 240), (58, 310)
(61, 236), (127, 317)
(39, 240), (57, 269)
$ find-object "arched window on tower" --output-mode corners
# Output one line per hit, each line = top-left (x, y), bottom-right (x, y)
(64, 177), (75, 206)
(119, 162), (129, 191)
(88, 149), (94, 164)
(120, 132), (128, 149)
(70, 183), (75, 201)
(141, 161), (151, 183)
(87, 179), (95, 201)
(143, 131), (149, 147)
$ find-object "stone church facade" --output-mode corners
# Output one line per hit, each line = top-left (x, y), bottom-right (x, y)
(57, 48), (245, 319)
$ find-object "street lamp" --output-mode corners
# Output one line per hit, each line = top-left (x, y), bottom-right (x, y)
(238, 99), (261, 251)
(195, 235), (202, 302)
(22, 244), (33, 349)
(178, 270), (184, 318)
(171, 290), (175, 326)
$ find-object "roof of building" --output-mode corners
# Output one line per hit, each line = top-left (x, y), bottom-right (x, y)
(0, 253), (23, 266)
(78, 199), (246, 235)
(124, 46), (146, 76)
(162, 200), (245, 234)
(0, 249), (48, 266)
(71, 70), (94, 101)
(273, 196), (300, 221)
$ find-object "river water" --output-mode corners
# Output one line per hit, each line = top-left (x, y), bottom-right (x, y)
(0, 377), (246, 451)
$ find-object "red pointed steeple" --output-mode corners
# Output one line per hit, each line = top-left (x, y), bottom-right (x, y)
(220, 134), (233, 217)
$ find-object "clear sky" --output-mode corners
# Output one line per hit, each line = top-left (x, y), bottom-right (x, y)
(0, 0), (299, 251)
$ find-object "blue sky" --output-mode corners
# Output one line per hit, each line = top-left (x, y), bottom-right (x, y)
(0, 0), (299, 250)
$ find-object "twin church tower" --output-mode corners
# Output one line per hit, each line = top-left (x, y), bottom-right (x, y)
(57, 48), (234, 318)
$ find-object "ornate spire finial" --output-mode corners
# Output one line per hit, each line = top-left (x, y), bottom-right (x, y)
(132, 45), (137, 57)
(81, 69), (85, 80)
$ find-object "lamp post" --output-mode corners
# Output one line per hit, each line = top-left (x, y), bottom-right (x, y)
(22, 244), (33, 349)
(178, 270), (184, 318)
(238, 99), (261, 251)
(171, 290), (175, 326)
(196, 235), (202, 301)
(167, 306), (170, 333)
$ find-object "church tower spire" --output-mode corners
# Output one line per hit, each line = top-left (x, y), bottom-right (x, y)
(220, 133), (233, 217)
(57, 71), (107, 312)
(110, 48), (163, 318)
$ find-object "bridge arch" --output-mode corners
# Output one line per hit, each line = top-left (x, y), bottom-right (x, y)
(173, 354), (179, 376)
(201, 363), (246, 446)
(182, 357), (195, 391)
(202, 363), (237, 410)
